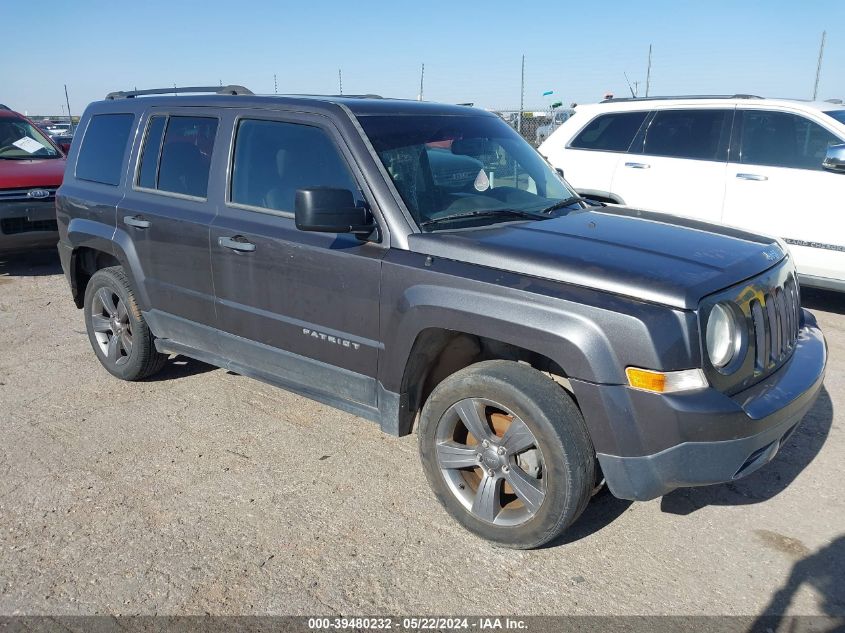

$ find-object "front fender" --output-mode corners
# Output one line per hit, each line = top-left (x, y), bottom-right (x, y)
(383, 284), (620, 389)
(378, 252), (699, 393)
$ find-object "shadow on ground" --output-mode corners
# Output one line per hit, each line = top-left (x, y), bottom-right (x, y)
(660, 386), (833, 515)
(0, 249), (62, 278)
(802, 287), (845, 316)
(144, 355), (218, 382)
(542, 487), (633, 548)
(750, 535), (845, 628)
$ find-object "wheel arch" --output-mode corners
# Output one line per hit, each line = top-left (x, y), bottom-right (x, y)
(382, 287), (624, 436)
(66, 219), (149, 310)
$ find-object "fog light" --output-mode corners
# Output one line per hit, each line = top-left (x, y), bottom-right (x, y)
(626, 367), (708, 393)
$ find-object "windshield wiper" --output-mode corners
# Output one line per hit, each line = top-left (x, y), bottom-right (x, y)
(419, 208), (546, 228)
(540, 196), (604, 214)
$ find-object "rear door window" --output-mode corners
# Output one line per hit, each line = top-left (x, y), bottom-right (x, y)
(739, 110), (843, 170)
(229, 119), (359, 213)
(75, 113), (135, 185)
(136, 115), (218, 198)
(642, 109), (732, 161)
(569, 111), (648, 152)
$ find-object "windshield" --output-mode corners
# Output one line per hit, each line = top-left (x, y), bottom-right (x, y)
(823, 110), (845, 126)
(358, 114), (580, 231)
(0, 117), (61, 159)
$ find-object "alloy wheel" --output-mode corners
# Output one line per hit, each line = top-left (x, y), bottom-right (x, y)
(90, 287), (133, 367)
(435, 397), (546, 526)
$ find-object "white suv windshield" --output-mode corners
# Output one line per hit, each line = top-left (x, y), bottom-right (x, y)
(359, 114), (580, 231)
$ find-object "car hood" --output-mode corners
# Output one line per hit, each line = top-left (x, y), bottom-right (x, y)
(407, 206), (786, 309)
(0, 157), (66, 189)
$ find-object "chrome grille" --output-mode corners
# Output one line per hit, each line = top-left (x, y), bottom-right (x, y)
(0, 187), (58, 201)
(751, 276), (800, 371)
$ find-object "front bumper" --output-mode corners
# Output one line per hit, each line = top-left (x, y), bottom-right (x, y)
(0, 199), (59, 253)
(572, 310), (827, 501)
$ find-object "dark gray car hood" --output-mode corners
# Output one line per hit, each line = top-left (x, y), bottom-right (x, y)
(407, 206), (786, 309)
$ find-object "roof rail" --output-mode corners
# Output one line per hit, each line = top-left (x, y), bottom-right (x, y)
(105, 85), (253, 100)
(283, 93), (384, 99)
(600, 94), (763, 103)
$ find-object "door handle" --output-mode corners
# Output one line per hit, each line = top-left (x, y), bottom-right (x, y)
(736, 173), (768, 181)
(218, 236), (256, 252)
(124, 215), (150, 229)
(624, 162), (651, 169)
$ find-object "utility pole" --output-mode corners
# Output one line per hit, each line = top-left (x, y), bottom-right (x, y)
(518, 54), (525, 134)
(813, 31), (826, 100)
(338, 69), (343, 95)
(63, 84), (74, 132)
(274, 73), (278, 94)
(418, 63), (425, 101)
(645, 44), (652, 97)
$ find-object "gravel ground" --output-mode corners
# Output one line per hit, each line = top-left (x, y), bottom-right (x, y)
(0, 251), (843, 617)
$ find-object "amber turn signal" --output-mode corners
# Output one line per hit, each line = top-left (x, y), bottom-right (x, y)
(625, 367), (708, 394)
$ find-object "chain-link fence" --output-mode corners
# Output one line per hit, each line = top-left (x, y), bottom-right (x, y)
(489, 108), (575, 147)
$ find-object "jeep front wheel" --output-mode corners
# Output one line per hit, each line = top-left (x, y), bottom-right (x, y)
(418, 360), (595, 549)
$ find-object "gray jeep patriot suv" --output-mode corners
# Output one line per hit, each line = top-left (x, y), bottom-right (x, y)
(57, 86), (827, 548)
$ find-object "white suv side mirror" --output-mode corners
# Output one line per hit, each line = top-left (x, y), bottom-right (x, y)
(822, 143), (845, 173)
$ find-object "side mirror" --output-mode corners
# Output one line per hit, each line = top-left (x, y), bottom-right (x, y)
(294, 188), (374, 235)
(59, 142), (71, 154)
(822, 143), (845, 173)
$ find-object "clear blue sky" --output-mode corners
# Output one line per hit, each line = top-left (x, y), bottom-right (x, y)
(4, 0), (843, 116)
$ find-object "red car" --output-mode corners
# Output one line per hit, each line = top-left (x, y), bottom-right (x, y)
(0, 106), (67, 253)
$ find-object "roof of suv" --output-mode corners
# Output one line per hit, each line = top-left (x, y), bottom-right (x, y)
(577, 95), (845, 115)
(94, 93), (492, 117)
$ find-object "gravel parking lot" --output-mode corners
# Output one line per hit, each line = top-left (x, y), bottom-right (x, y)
(0, 251), (843, 617)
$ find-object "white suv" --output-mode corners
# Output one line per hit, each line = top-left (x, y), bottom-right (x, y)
(539, 96), (845, 291)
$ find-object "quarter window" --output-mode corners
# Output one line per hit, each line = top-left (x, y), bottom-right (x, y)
(740, 110), (842, 170)
(230, 119), (359, 213)
(75, 113), (135, 185)
(642, 109), (732, 161)
(569, 111), (648, 152)
(137, 116), (166, 189)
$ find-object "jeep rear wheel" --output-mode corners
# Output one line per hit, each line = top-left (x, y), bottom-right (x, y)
(83, 266), (167, 381)
(419, 360), (594, 549)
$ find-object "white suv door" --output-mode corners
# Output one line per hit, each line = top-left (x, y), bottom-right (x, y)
(543, 110), (649, 201)
(722, 108), (845, 287)
(608, 108), (733, 224)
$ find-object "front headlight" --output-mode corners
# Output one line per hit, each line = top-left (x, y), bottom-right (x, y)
(706, 302), (741, 369)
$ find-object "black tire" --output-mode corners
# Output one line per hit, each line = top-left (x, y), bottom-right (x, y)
(83, 266), (167, 381)
(418, 360), (595, 549)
